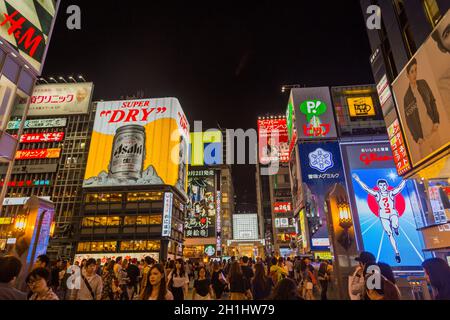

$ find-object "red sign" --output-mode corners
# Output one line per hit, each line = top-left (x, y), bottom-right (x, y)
(387, 119), (411, 175)
(360, 153), (393, 166)
(274, 202), (292, 213)
(258, 119), (289, 164)
(0, 180), (50, 187)
(13, 132), (65, 143)
(15, 148), (61, 160)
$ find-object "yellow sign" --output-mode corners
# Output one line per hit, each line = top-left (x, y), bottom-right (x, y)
(83, 98), (190, 194)
(0, 217), (12, 225)
(347, 96), (375, 117)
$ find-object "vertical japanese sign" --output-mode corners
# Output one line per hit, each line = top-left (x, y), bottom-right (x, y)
(298, 142), (345, 251)
(387, 119), (412, 175)
(257, 118), (289, 163)
(291, 87), (337, 140)
(216, 190), (222, 254)
(0, 0), (60, 75)
(162, 193), (173, 237)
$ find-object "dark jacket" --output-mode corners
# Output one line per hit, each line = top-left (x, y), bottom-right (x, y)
(0, 283), (27, 300)
(403, 80), (439, 143)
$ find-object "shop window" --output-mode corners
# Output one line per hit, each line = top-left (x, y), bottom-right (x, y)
(77, 241), (117, 253)
(120, 240), (160, 252)
(127, 192), (163, 202)
(82, 216), (120, 227)
(422, 0), (441, 28)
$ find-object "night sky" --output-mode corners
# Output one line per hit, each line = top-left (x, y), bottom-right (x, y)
(43, 0), (374, 206)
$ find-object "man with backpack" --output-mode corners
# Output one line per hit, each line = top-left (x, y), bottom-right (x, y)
(75, 258), (103, 300)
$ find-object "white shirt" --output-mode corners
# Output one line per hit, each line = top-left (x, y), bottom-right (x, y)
(169, 271), (189, 288)
(286, 260), (294, 272)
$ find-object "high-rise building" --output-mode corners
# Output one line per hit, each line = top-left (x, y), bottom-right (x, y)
(0, 80), (94, 259)
(360, 1), (450, 261)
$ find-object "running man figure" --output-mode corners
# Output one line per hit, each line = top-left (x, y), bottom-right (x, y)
(352, 174), (407, 263)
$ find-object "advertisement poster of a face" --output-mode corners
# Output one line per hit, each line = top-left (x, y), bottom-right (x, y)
(185, 173), (216, 238)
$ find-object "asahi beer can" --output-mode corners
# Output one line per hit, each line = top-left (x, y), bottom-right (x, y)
(109, 125), (146, 181)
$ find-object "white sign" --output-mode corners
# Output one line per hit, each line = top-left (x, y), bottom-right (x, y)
(2, 196), (51, 206)
(13, 83), (94, 116)
(7, 118), (67, 130)
(162, 193), (173, 237)
(74, 252), (159, 265)
(6, 238), (16, 245)
(233, 214), (258, 240)
(376, 74), (392, 107)
(311, 238), (330, 247)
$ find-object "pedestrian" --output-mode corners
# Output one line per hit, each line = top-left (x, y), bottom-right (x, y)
(252, 262), (273, 300)
(318, 260), (330, 300)
(126, 259), (140, 300)
(271, 278), (302, 300)
(228, 261), (252, 300)
(365, 262), (401, 300)
(422, 258), (450, 300)
(142, 264), (174, 300)
(0, 255), (27, 300)
(300, 258), (316, 300)
(33, 254), (50, 270)
(118, 259), (130, 300)
(101, 260), (117, 300)
(114, 257), (123, 278)
(139, 256), (154, 299)
(57, 260), (70, 300)
(348, 251), (376, 300)
(192, 266), (213, 300)
(285, 257), (294, 279)
(211, 262), (227, 299)
(96, 259), (103, 276)
(269, 257), (287, 286)
(75, 258), (103, 300)
(26, 268), (59, 300)
(240, 256), (254, 292)
(167, 258), (189, 300)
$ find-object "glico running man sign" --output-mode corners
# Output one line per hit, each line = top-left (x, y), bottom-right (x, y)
(83, 98), (190, 195)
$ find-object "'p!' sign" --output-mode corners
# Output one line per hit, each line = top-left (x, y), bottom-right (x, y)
(300, 100), (327, 122)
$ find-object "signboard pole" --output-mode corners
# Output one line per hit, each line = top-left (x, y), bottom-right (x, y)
(0, 84), (35, 215)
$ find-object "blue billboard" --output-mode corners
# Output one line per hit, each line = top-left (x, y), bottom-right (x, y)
(341, 143), (427, 268)
(298, 142), (346, 251)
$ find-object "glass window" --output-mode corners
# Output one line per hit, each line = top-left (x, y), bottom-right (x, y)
(120, 240), (160, 252)
(124, 215), (162, 225)
(82, 216), (120, 227)
(127, 192), (163, 202)
(77, 241), (117, 253)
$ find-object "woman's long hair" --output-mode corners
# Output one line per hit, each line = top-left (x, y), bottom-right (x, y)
(229, 261), (242, 282)
(423, 258), (450, 299)
(252, 262), (269, 294)
(271, 278), (300, 300)
(143, 264), (169, 300)
(173, 258), (186, 278)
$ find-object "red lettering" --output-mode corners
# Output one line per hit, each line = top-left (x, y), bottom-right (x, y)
(141, 108), (155, 121)
(109, 110), (126, 123)
(19, 27), (43, 57)
(125, 109), (140, 122)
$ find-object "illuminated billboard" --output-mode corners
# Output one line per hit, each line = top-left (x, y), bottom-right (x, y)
(185, 170), (216, 238)
(291, 87), (337, 140)
(83, 98), (190, 195)
(15, 148), (60, 160)
(392, 10), (450, 168)
(13, 132), (64, 143)
(342, 143), (427, 267)
(0, 0), (60, 75)
(189, 131), (222, 166)
(257, 118), (289, 164)
(7, 118), (67, 130)
(12, 83), (94, 116)
(273, 202), (292, 214)
(347, 96), (376, 117)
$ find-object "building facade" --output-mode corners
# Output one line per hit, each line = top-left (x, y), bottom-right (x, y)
(361, 0), (450, 261)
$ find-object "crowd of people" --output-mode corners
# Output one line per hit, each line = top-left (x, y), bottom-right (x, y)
(0, 252), (449, 300)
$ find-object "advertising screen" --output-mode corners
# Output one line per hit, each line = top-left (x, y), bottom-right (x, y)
(392, 10), (450, 167)
(12, 83), (93, 116)
(7, 118), (67, 130)
(273, 202), (292, 214)
(347, 96), (376, 118)
(189, 131), (222, 166)
(342, 143), (426, 267)
(0, 0), (60, 75)
(13, 132), (64, 143)
(291, 87), (337, 140)
(15, 148), (60, 160)
(257, 118), (289, 164)
(83, 98), (189, 195)
(185, 171), (216, 238)
(298, 142), (345, 251)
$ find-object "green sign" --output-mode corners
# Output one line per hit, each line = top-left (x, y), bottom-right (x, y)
(299, 100), (327, 122)
(286, 99), (294, 141)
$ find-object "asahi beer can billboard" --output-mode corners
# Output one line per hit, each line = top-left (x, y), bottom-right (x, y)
(83, 98), (190, 195)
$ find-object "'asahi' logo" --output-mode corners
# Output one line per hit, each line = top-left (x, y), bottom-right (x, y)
(113, 143), (143, 157)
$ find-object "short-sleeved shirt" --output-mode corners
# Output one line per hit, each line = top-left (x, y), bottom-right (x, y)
(194, 279), (211, 297)
(230, 274), (249, 293)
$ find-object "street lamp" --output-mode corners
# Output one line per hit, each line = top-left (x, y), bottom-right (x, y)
(68, 76), (77, 83)
(58, 76), (67, 83)
(78, 75), (86, 82)
(48, 77), (57, 83)
(49, 221), (56, 238)
(337, 201), (353, 251)
(14, 215), (28, 232)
